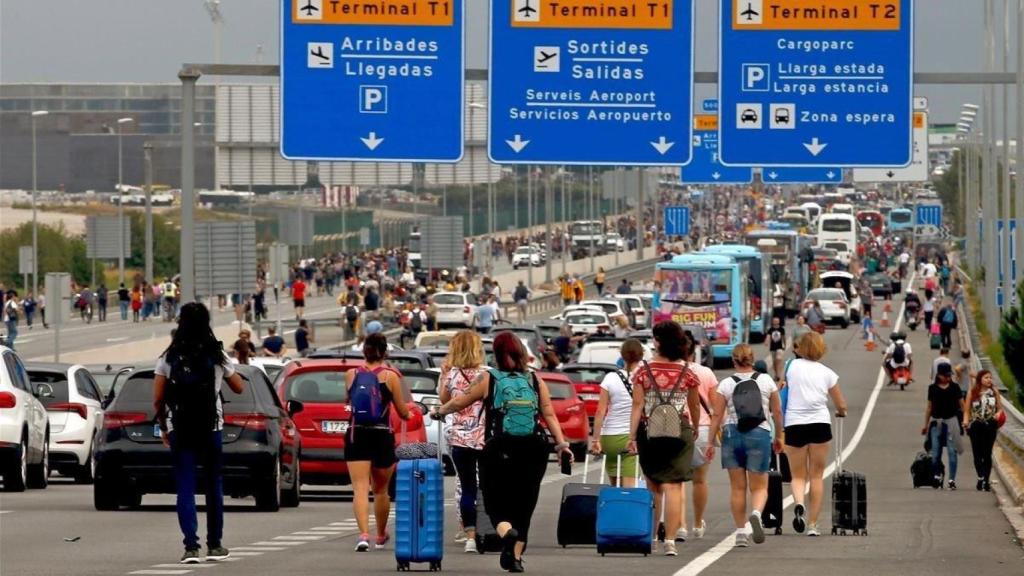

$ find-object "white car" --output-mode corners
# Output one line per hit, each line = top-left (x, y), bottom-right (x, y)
(551, 305), (606, 322)
(26, 363), (104, 483)
(0, 346), (50, 491)
(576, 340), (653, 364)
(821, 241), (853, 266)
(402, 370), (455, 476)
(432, 292), (479, 328)
(562, 310), (612, 335)
(246, 357), (290, 383)
(579, 299), (629, 323)
(511, 246), (544, 269)
(611, 294), (648, 328)
(803, 288), (851, 328)
(819, 271), (863, 323)
(604, 232), (626, 252)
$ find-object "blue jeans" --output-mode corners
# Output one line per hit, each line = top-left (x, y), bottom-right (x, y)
(171, 430), (224, 550)
(119, 301), (129, 320)
(450, 446), (481, 530)
(720, 424), (772, 473)
(4, 320), (17, 349)
(929, 421), (958, 481)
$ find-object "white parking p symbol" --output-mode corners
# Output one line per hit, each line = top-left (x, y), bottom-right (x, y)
(360, 86), (387, 114)
(741, 64), (769, 92)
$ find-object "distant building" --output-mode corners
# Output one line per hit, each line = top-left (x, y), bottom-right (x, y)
(0, 83), (216, 192)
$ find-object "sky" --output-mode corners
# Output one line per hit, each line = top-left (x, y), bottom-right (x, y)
(0, 0), (1019, 127)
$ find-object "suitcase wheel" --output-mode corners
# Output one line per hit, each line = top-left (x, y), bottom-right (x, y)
(429, 561), (442, 572)
(397, 561), (410, 572)
(774, 527), (782, 535)
(831, 527), (838, 535)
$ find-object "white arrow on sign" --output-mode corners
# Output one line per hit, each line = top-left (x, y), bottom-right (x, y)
(803, 137), (827, 156)
(506, 134), (530, 153)
(767, 171), (778, 180)
(360, 132), (384, 150)
(650, 136), (675, 155)
(712, 172), (721, 180)
(826, 171), (836, 179)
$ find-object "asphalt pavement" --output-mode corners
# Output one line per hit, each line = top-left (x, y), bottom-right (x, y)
(4, 286), (1023, 575)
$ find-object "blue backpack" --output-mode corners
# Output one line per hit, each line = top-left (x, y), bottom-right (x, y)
(349, 367), (388, 426)
(486, 369), (540, 438)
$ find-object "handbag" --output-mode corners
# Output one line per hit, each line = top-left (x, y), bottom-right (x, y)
(995, 410), (1007, 429)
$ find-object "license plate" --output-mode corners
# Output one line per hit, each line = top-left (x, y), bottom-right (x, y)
(321, 420), (348, 434)
(153, 423), (163, 438)
(579, 393), (600, 402)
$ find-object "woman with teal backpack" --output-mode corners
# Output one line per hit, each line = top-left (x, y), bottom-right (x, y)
(432, 332), (573, 573)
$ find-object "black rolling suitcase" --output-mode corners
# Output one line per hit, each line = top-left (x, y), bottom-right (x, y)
(831, 419), (868, 535)
(761, 454), (784, 535)
(557, 453), (603, 547)
(911, 451), (942, 488)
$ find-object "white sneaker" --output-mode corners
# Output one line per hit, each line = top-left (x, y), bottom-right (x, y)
(749, 512), (765, 544)
(734, 532), (750, 548)
(663, 541), (678, 556)
(464, 538), (478, 554)
(674, 528), (688, 542)
(454, 530), (467, 543)
(807, 523), (821, 537)
(693, 520), (706, 539)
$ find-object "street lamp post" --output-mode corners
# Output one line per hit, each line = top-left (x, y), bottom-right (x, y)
(30, 110), (48, 297)
(144, 142), (154, 284)
(116, 117), (134, 286)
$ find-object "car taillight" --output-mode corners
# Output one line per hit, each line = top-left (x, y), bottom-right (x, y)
(598, 324), (610, 330)
(463, 306), (471, 314)
(104, 411), (148, 429)
(833, 300), (847, 309)
(47, 402), (88, 420)
(224, 412), (268, 431)
(0, 392), (16, 409)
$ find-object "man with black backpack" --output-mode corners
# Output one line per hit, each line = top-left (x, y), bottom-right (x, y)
(153, 302), (245, 564)
(937, 300), (958, 349)
(884, 331), (913, 385)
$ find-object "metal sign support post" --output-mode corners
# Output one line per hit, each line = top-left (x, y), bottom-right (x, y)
(527, 166), (534, 289)
(144, 142), (154, 283)
(1002, 0), (1013, 313)
(545, 168), (553, 284)
(636, 168), (645, 261)
(560, 167), (566, 277)
(589, 166), (595, 273)
(1016, 0), (1024, 274)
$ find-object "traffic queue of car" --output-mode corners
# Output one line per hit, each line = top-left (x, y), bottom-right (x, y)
(0, 294), (658, 510)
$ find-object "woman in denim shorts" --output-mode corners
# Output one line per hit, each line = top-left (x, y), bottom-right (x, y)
(705, 344), (784, 548)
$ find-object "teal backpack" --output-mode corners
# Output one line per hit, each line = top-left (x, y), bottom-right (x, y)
(485, 369), (541, 438)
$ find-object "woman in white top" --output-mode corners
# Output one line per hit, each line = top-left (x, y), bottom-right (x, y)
(706, 344), (783, 547)
(781, 332), (848, 537)
(590, 339), (644, 487)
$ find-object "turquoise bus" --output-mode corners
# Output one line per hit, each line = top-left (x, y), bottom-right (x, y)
(888, 208), (914, 232)
(654, 254), (747, 366)
(743, 229), (813, 316)
(701, 245), (771, 343)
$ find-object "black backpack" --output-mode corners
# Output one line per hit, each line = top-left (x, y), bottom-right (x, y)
(164, 354), (218, 448)
(892, 341), (907, 364)
(409, 311), (423, 332)
(732, 372), (766, 433)
(514, 285), (529, 301)
(345, 305), (359, 324)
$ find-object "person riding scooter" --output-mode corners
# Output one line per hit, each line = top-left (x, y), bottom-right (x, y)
(884, 331), (914, 386)
(904, 289), (922, 330)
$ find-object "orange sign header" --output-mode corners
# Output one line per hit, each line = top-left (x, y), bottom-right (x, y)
(293, 0), (454, 26)
(694, 114), (718, 131)
(732, 0), (901, 31)
(512, 0), (674, 30)
(913, 112), (924, 129)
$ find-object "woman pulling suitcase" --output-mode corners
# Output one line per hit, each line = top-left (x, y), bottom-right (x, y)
(432, 332), (574, 573)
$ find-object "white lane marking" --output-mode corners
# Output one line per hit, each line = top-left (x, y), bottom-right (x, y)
(674, 272), (915, 576)
(129, 571), (194, 575)
(307, 526), (346, 531)
(150, 565), (215, 569)
(106, 336), (130, 343)
(272, 535), (325, 541)
(291, 531), (340, 535)
(226, 552), (264, 557)
(250, 541), (304, 546)
(232, 547), (287, 552)
(0, 511), (10, 514)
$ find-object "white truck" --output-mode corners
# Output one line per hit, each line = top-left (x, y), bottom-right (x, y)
(569, 220), (606, 259)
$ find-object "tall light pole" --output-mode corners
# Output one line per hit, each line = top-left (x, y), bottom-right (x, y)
(30, 110), (48, 297)
(144, 142), (154, 283)
(116, 117), (134, 286)
(1016, 0), (1024, 288)
(962, 104), (980, 270)
(1002, 0), (1012, 309)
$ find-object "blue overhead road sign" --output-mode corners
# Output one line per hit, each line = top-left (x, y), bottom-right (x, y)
(761, 167), (842, 184)
(488, 0), (695, 165)
(681, 114), (754, 184)
(664, 206), (691, 236)
(280, 0), (464, 162)
(915, 204), (943, 227)
(718, 0), (914, 167)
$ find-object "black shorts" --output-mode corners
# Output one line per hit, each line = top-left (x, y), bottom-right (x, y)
(784, 423), (833, 448)
(293, 299), (305, 308)
(345, 426), (396, 469)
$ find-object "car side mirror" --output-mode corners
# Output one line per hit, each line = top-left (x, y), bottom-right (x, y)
(286, 400), (304, 416)
(35, 383), (54, 399)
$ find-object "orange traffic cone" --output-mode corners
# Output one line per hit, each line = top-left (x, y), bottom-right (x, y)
(884, 302), (892, 314)
(865, 331), (876, 351)
(880, 309), (890, 327)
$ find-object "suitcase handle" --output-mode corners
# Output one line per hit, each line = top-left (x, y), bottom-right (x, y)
(834, 417), (844, 473)
(418, 493), (425, 527)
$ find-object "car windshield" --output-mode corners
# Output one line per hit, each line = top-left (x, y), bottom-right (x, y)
(404, 374), (438, 394)
(388, 356), (427, 371)
(570, 222), (602, 236)
(891, 211), (912, 223)
(284, 370), (350, 404)
(825, 242), (848, 252)
(433, 294), (463, 305)
(262, 364), (284, 382)
(814, 248), (838, 258)
(546, 381), (574, 400)
(27, 371), (69, 406)
(810, 290), (845, 301)
(114, 371), (257, 412)
(566, 314), (605, 325)
(515, 247), (533, 255)
(562, 367), (614, 383)
(821, 218), (852, 232)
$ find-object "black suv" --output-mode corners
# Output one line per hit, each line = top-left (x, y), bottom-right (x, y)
(93, 365), (302, 511)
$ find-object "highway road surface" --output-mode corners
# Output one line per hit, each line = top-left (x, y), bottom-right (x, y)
(2, 287), (1022, 576)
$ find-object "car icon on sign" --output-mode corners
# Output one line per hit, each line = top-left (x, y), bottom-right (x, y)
(740, 109), (759, 123)
(774, 108), (790, 124)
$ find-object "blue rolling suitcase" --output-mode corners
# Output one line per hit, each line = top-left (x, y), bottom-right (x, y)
(595, 455), (654, 556)
(395, 425), (444, 571)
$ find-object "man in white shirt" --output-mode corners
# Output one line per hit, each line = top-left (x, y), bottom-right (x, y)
(883, 335), (913, 383)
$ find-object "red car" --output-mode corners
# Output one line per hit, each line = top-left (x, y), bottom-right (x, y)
(537, 371), (589, 458)
(274, 359), (427, 486)
(559, 363), (622, 427)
